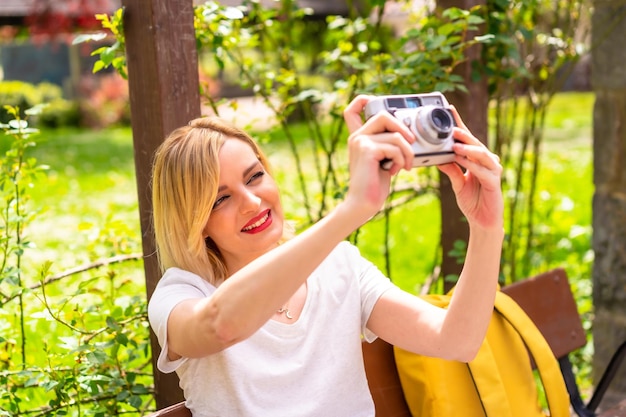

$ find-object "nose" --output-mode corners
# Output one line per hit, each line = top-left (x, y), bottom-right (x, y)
(240, 189), (261, 214)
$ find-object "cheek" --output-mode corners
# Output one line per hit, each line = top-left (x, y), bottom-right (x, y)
(265, 180), (282, 205)
(204, 212), (228, 240)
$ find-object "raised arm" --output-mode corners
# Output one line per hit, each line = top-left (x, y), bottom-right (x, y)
(366, 106), (504, 362)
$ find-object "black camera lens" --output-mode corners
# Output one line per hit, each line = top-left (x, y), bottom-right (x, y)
(430, 109), (452, 138)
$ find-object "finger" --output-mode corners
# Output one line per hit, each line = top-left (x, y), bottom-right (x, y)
(355, 111), (415, 145)
(344, 95), (374, 133)
(453, 143), (501, 170)
(448, 105), (468, 131)
(437, 162), (464, 191)
(350, 132), (415, 171)
(453, 153), (503, 190)
(374, 143), (410, 174)
(452, 126), (484, 147)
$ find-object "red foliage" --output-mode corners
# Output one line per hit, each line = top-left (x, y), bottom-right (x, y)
(78, 72), (130, 128)
(25, 0), (118, 43)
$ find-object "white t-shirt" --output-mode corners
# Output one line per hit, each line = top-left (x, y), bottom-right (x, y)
(148, 241), (395, 417)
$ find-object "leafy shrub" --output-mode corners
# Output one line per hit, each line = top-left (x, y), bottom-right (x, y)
(38, 97), (81, 127)
(0, 81), (42, 122)
(0, 107), (152, 415)
(0, 81), (80, 127)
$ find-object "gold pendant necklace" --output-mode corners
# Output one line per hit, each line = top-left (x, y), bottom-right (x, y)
(277, 306), (293, 319)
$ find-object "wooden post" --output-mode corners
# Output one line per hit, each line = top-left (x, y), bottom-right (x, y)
(591, 0), (626, 405)
(437, 0), (488, 291)
(121, 0), (200, 408)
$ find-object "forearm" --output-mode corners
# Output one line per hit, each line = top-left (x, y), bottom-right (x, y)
(442, 225), (504, 360)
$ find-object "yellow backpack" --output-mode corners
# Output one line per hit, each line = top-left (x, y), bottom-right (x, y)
(394, 290), (571, 417)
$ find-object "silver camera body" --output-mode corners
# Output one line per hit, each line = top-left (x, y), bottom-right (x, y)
(363, 92), (456, 168)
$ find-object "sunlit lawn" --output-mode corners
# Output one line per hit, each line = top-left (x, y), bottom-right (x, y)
(27, 127), (141, 271)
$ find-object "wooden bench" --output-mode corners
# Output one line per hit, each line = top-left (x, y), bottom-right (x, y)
(146, 268), (626, 417)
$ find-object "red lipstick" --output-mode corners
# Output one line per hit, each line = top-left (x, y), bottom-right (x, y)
(241, 209), (272, 234)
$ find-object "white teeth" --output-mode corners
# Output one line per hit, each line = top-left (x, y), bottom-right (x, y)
(242, 212), (269, 231)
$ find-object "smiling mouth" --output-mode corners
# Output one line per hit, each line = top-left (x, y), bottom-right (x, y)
(242, 211), (270, 232)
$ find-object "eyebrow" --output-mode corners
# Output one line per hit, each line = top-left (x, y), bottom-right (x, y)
(217, 161), (261, 193)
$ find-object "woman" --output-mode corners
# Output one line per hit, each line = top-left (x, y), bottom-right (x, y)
(148, 95), (504, 416)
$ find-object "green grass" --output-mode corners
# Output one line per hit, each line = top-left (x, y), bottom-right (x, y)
(25, 127), (141, 272)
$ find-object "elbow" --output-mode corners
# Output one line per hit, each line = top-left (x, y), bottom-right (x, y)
(456, 345), (480, 363)
(185, 302), (243, 356)
(451, 338), (484, 363)
(435, 336), (483, 363)
(212, 319), (244, 348)
(167, 298), (247, 358)
(207, 305), (245, 350)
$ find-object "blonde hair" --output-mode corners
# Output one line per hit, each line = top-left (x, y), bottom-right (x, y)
(151, 117), (274, 285)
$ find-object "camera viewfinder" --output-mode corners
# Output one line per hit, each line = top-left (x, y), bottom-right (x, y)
(386, 98), (405, 109)
(405, 97), (421, 108)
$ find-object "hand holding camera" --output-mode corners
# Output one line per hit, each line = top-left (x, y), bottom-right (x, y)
(343, 92), (503, 232)
(363, 92), (456, 169)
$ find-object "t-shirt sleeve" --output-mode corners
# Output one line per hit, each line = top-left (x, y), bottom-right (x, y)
(338, 241), (395, 343)
(147, 268), (216, 373)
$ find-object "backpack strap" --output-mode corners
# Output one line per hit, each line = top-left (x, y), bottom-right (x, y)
(466, 334), (515, 417)
(489, 291), (571, 417)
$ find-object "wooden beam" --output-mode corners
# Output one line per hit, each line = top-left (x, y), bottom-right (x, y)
(121, 0), (200, 408)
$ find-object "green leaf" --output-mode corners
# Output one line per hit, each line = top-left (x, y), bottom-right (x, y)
(87, 350), (109, 365)
(100, 46), (116, 66)
(42, 380), (60, 392)
(437, 23), (457, 37)
(116, 332), (129, 346)
(129, 395), (143, 409)
(444, 274), (460, 283)
(106, 316), (120, 331)
(93, 60), (106, 73)
(467, 15), (485, 25)
(116, 391), (130, 401)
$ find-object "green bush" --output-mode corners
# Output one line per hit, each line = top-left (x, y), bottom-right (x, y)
(38, 97), (81, 128)
(0, 80), (80, 127)
(0, 80), (41, 122)
(0, 107), (153, 416)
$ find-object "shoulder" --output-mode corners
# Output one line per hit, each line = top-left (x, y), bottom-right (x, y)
(323, 240), (361, 262)
(311, 241), (360, 278)
(149, 268), (216, 310)
(156, 267), (217, 293)
(320, 240), (377, 272)
(315, 240), (386, 286)
(148, 268), (216, 335)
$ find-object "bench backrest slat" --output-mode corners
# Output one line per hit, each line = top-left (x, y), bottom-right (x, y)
(501, 268), (587, 359)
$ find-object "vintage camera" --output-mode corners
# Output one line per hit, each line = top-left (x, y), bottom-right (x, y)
(363, 92), (456, 168)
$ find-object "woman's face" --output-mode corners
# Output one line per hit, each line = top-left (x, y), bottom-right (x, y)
(203, 138), (284, 274)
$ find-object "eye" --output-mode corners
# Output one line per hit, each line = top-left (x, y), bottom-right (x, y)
(247, 170), (265, 184)
(213, 194), (229, 209)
